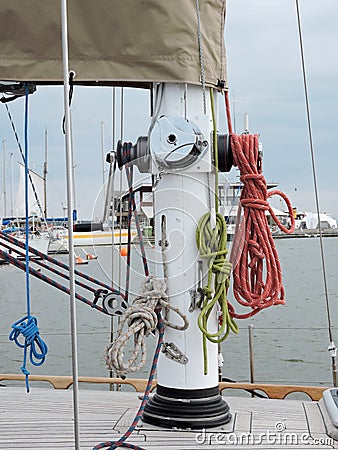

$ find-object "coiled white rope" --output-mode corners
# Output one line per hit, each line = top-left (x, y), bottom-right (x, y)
(105, 276), (189, 377)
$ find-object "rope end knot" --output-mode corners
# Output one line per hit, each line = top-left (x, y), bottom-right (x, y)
(9, 314), (48, 391)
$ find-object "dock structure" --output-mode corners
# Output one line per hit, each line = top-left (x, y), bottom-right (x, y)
(0, 383), (336, 449)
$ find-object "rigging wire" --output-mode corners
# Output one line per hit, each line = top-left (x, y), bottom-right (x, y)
(1, 141), (8, 216)
(210, 88), (219, 214)
(8, 84), (48, 393)
(125, 162), (133, 303)
(295, 0), (337, 386)
(61, 0), (80, 446)
(118, 88), (124, 295)
(3, 101), (48, 228)
(195, 0), (207, 114)
(109, 86), (117, 386)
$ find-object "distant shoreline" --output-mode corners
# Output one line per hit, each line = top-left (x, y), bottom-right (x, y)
(273, 228), (338, 239)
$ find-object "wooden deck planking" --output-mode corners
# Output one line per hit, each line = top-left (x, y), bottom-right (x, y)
(1, 386), (337, 449)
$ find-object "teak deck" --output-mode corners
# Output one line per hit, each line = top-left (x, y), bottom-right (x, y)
(0, 384), (337, 449)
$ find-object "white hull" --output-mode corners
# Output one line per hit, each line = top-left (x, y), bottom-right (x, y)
(48, 227), (139, 250)
(71, 229), (138, 247)
(26, 235), (50, 254)
(10, 233), (50, 256)
(48, 236), (69, 254)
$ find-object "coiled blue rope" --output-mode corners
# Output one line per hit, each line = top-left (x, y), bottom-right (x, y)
(9, 317), (48, 367)
(8, 83), (48, 392)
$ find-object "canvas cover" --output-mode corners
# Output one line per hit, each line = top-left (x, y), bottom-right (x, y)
(0, 0), (227, 88)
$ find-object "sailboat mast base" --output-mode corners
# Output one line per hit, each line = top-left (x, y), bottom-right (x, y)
(142, 384), (231, 429)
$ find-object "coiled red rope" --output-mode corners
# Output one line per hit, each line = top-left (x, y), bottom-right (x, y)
(224, 92), (295, 319)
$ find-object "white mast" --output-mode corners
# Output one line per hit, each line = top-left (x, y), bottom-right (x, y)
(144, 83), (230, 427)
(117, 82), (231, 428)
(153, 83), (218, 389)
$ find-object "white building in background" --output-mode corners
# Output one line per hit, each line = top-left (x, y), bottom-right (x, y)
(295, 211), (337, 230)
(219, 181), (338, 233)
(218, 181), (292, 235)
(113, 180), (337, 238)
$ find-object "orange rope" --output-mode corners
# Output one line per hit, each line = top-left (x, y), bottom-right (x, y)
(224, 91), (295, 319)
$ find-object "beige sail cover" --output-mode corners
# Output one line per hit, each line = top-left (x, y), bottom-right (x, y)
(0, 0), (227, 88)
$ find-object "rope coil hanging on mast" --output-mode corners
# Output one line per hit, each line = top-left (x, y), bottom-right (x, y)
(222, 90), (295, 319)
(105, 276), (188, 377)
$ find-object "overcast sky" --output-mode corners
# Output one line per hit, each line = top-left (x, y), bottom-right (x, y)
(1, 0), (337, 221)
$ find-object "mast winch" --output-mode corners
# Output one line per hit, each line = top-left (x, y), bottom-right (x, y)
(117, 82), (233, 429)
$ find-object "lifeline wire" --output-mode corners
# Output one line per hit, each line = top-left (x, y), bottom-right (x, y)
(295, 0), (337, 386)
(8, 84), (48, 393)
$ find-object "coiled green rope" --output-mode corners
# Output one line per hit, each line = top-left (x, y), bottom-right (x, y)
(196, 211), (238, 374)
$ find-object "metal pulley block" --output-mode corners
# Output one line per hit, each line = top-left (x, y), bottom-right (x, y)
(102, 292), (128, 316)
(149, 115), (208, 170)
(93, 289), (128, 316)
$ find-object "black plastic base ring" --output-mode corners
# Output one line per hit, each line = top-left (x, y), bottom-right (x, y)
(142, 384), (231, 429)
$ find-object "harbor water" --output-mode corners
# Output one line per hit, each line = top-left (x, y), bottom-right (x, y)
(0, 237), (337, 388)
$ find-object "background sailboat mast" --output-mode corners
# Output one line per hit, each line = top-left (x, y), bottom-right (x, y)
(43, 127), (48, 218)
(100, 121), (106, 208)
(9, 151), (14, 217)
(2, 140), (7, 217)
(70, 110), (77, 221)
